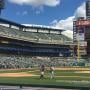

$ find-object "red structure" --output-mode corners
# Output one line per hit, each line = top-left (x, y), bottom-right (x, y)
(73, 1), (90, 57)
(73, 19), (90, 56)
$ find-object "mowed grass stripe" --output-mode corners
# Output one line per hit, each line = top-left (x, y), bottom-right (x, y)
(0, 77), (90, 87)
(0, 68), (90, 88)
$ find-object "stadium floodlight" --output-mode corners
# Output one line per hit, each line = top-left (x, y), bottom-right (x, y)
(0, 0), (5, 15)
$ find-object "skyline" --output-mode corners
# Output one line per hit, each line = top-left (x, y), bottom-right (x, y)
(1, 0), (86, 38)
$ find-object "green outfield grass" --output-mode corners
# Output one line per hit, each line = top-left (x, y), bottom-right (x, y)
(0, 68), (90, 89)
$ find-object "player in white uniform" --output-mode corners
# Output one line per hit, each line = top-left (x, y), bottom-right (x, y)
(50, 65), (55, 79)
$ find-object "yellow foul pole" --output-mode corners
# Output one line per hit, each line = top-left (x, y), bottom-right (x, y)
(77, 27), (80, 62)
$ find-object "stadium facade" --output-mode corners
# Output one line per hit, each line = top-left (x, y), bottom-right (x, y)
(0, 18), (73, 57)
(0, 18), (75, 68)
(1, 1), (90, 68)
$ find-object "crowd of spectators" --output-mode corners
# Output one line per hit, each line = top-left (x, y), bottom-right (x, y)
(0, 54), (87, 69)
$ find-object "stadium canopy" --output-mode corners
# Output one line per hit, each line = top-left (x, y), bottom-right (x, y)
(0, 18), (65, 32)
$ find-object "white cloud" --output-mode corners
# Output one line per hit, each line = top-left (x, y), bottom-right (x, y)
(51, 16), (74, 30)
(8, 0), (60, 14)
(22, 11), (28, 15)
(16, 11), (28, 16)
(16, 12), (20, 15)
(8, 0), (60, 7)
(75, 2), (86, 19)
(62, 30), (73, 39)
(50, 16), (74, 39)
(51, 2), (86, 39)
(35, 10), (41, 14)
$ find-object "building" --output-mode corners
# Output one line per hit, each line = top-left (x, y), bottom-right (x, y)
(86, 0), (90, 19)
(73, 1), (90, 57)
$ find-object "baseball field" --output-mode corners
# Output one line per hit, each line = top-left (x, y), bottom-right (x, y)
(0, 67), (90, 89)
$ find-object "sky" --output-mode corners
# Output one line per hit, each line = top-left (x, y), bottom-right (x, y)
(1, 0), (86, 38)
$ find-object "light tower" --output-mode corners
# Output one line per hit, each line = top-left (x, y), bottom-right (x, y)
(86, 0), (90, 19)
(0, 0), (5, 15)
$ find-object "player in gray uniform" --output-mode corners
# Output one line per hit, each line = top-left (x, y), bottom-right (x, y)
(40, 64), (45, 79)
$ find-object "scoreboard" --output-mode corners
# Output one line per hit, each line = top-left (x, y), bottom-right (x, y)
(75, 20), (90, 26)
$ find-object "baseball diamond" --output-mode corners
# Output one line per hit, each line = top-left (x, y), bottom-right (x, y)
(0, 1), (90, 89)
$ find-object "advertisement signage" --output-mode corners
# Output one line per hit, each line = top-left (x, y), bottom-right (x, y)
(79, 41), (87, 46)
(76, 20), (90, 26)
(76, 33), (85, 41)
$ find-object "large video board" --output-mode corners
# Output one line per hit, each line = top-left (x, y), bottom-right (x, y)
(75, 20), (90, 26)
